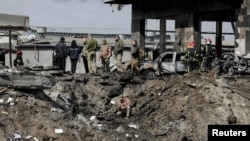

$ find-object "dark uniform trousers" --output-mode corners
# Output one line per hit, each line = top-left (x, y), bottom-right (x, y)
(185, 48), (198, 73)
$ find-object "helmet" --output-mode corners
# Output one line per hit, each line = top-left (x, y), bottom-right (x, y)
(189, 41), (196, 47)
(205, 38), (212, 44)
(16, 50), (23, 56)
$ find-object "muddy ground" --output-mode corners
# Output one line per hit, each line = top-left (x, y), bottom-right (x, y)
(0, 70), (249, 141)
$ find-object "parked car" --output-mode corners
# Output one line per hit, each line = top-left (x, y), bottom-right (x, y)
(139, 51), (187, 78)
(108, 51), (187, 78)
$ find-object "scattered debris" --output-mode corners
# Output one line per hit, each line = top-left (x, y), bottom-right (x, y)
(0, 87), (7, 94)
(54, 128), (63, 134)
(0, 70), (249, 140)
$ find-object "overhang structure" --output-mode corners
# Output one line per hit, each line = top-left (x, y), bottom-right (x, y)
(104, 0), (249, 56)
(0, 13), (30, 67)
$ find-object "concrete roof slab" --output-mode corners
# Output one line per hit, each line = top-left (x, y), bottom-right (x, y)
(0, 13), (29, 31)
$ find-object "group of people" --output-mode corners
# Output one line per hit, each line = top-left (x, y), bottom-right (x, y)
(54, 34), (141, 74)
(0, 48), (24, 68)
(185, 38), (216, 73)
(54, 35), (98, 74)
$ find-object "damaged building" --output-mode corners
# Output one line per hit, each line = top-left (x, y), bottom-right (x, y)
(104, 0), (248, 56)
(0, 1), (249, 141)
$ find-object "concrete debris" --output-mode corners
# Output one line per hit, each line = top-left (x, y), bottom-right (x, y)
(115, 126), (125, 133)
(54, 128), (64, 134)
(0, 69), (249, 140)
(128, 123), (139, 129)
(6, 97), (16, 106)
(7, 131), (39, 141)
(0, 66), (58, 90)
(0, 87), (8, 94)
(90, 116), (96, 121)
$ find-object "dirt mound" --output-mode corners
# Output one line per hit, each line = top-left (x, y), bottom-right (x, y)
(0, 71), (249, 141)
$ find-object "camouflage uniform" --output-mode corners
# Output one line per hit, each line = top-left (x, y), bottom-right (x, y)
(114, 35), (124, 72)
(85, 35), (98, 73)
(131, 40), (140, 74)
(99, 39), (112, 73)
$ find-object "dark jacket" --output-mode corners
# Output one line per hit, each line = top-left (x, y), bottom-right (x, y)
(14, 55), (24, 67)
(0, 50), (5, 65)
(55, 41), (67, 58)
(68, 44), (81, 60)
(201, 44), (215, 57)
(185, 47), (199, 62)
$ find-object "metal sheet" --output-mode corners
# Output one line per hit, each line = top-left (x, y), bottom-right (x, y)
(0, 13), (29, 30)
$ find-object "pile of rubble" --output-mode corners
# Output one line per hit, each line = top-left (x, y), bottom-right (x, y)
(0, 68), (249, 141)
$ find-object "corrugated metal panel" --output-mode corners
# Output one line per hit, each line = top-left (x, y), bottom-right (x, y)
(36, 26), (130, 35)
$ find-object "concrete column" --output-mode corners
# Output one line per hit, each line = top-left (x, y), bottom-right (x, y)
(159, 18), (166, 53)
(175, 13), (199, 52)
(235, 0), (250, 55)
(131, 19), (145, 49)
(216, 20), (222, 57)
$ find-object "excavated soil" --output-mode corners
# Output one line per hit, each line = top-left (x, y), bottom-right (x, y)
(0, 70), (249, 141)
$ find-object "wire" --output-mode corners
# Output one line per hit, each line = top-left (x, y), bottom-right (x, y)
(0, 0), (20, 14)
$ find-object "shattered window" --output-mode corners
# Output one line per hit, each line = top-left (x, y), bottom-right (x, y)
(162, 54), (173, 62)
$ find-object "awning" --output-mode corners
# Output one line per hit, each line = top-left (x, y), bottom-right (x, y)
(0, 13), (30, 31)
(103, 0), (132, 4)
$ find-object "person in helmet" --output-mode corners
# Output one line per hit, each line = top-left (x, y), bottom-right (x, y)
(185, 41), (199, 73)
(201, 38), (215, 72)
(0, 48), (8, 66)
(14, 49), (24, 68)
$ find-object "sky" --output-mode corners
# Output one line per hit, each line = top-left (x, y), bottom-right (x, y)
(0, 0), (132, 29)
(0, 0), (234, 41)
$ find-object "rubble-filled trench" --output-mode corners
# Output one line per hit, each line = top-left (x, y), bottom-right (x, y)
(0, 70), (249, 141)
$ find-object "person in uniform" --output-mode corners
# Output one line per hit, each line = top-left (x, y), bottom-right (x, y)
(14, 49), (24, 68)
(85, 34), (98, 74)
(201, 38), (215, 72)
(185, 41), (199, 73)
(113, 35), (124, 72)
(55, 37), (67, 73)
(0, 48), (8, 66)
(130, 40), (140, 74)
(99, 39), (112, 73)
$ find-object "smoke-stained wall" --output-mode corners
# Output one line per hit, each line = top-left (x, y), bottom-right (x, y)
(235, 0), (250, 55)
